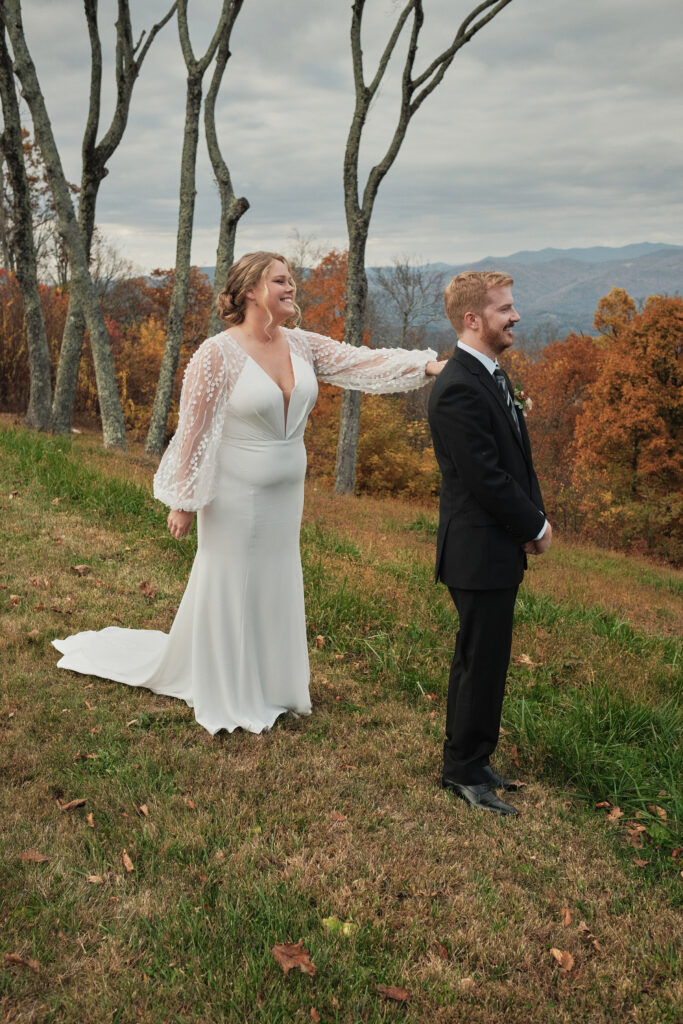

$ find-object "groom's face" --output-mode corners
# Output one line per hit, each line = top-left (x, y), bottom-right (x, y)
(479, 286), (520, 356)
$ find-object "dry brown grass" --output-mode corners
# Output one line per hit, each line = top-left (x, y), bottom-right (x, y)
(1, 424), (680, 1024)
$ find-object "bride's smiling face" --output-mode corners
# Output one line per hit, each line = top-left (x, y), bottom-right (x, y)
(256, 260), (296, 323)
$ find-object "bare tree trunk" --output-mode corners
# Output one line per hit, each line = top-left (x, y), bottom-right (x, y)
(51, 0), (177, 435)
(335, 0), (515, 493)
(0, 156), (12, 270)
(0, 25), (51, 429)
(145, 71), (202, 455)
(334, 227), (368, 491)
(0, 0), (126, 446)
(204, 8), (248, 337)
(146, 0), (244, 454)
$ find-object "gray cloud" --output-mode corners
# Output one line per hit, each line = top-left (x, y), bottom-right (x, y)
(14, 0), (683, 270)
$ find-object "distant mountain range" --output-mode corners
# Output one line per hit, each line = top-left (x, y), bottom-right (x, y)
(201, 242), (683, 346)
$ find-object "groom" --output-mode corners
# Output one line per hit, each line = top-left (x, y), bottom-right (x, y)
(427, 271), (551, 816)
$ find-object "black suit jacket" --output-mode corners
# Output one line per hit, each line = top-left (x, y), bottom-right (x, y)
(428, 347), (545, 590)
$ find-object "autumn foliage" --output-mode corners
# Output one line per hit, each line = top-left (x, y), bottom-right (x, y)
(2, 258), (681, 562)
(503, 287), (682, 562)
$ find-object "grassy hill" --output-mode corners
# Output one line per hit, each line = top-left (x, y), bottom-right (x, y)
(1, 424), (681, 1023)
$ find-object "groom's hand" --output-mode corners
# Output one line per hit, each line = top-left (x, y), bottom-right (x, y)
(523, 521), (553, 555)
(535, 521), (552, 553)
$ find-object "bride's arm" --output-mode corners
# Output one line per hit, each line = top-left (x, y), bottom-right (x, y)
(300, 329), (442, 393)
(153, 337), (231, 514)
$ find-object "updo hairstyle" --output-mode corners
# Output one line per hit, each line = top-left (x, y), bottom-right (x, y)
(216, 251), (300, 327)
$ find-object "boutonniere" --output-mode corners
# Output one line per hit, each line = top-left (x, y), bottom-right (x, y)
(513, 386), (532, 416)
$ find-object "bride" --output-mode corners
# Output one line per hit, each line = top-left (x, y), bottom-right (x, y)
(54, 251), (443, 734)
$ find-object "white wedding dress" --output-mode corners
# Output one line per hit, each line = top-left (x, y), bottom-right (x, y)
(53, 328), (436, 734)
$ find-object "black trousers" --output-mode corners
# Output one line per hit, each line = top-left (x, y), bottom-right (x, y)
(443, 585), (518, 785)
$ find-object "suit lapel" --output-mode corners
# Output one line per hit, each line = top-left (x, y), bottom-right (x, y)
(454, 349), (529, 458)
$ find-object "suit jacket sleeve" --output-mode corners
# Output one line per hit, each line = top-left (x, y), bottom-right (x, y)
(433, 376), (545, 544)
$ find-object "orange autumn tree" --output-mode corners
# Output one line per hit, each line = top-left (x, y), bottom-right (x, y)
(299, 250), (347, 480)
(300, 249), (438, 496)
(503, 332), (602, 531)
(572, 292), (683, 561)
(78, 267), (213, 437)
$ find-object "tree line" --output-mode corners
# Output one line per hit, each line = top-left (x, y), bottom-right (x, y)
(1, 235), (680, 563)
(0, 0), (514, 490)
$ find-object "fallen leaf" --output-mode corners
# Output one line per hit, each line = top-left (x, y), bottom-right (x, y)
(9, 594), (21, 606)
(376, 984), (410, 1002)
(315, 635), (325, 648)
(632, 857), (649, 868)
(18, 849), (50, 864)
(672, 848), (681, 859)
(459, 977), (476, 992)
(86, 812), (95, 829)
(87, 875), (104, 885)
(513, 653), (538, 668)
(271, 939), (317, 976)
(310, 1010), (321, 1023)
(330, 811), (346, 822)
(215, 849), (226, 864)
(122, 849), (134, 873)
(594, 800), (611, 809)
(606, 806), (624, 822)
(139, 804), (149, 817)
(186, 797), (196, 810)
(9, 490), (19, 498)
(26, 629), (40, 642)
(550, 948), (574, 972)
(433, 939), (449, 960)
(57, 798), (86, 812)
(510, 743), (520, 768)
(561, 907), (572, 927)
(4, 952), (40, 972)
(646, 804), (667, 820)
(70, 564), (92, 577)
(139, 581), (158, 599)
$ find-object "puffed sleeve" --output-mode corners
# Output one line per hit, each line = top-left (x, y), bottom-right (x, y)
(300, 329), (437, 393)
(153, 336), (230, 511)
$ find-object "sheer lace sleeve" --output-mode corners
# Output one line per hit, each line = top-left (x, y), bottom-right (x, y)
(153, 334), (236, 511)
(290, 329), (437, 393)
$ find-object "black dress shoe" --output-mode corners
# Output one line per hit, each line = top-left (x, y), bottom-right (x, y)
(481, 764), (525, 791)
(441, 779), (519, 816)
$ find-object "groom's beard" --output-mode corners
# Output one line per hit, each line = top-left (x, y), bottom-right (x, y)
(481, 316), (515, 355)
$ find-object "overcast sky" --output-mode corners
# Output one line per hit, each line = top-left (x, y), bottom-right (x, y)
(15, 0), (683, 272)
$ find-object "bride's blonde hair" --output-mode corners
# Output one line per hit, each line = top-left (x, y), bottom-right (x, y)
(216, 251), (301, 328)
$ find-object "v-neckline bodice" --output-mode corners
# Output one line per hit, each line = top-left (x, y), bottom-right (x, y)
(224, 331), (297, 430)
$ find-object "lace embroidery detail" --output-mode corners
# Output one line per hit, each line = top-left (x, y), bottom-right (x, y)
(154, 328), (436, 511)
(153, 333), (247, 511)
(289, 328), (436, 393)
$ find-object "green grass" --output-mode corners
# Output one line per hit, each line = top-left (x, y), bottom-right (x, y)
(1, 422), (682, 1024)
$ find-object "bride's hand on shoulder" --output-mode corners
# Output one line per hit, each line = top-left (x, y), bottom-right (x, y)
(426, 360), (445, 377)
(168, 509), (194, 539)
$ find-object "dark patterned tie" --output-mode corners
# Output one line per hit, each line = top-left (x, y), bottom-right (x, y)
(493, 367), (521, 434)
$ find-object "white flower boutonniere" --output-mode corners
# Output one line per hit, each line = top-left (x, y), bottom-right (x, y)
(513, 386), (533, 417)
